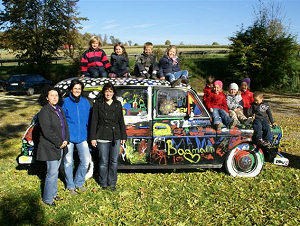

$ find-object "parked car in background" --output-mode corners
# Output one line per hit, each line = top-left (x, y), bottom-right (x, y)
(17, 77), (287, 177)
(0, 79), (7, 91)
(6, 74), (53, 95)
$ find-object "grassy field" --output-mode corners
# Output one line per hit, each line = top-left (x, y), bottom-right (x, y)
(0, 91), (299, 225)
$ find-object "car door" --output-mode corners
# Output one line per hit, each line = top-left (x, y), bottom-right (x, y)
(152, 87), (220, 167)
(116, 86), (152, 166)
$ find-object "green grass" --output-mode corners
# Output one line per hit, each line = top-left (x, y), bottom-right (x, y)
(0, 92), (299, 225)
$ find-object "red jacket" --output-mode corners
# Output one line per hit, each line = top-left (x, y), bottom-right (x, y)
(206, 91), (228, 112)
(241, 90), (254, 110)
(81, 48), (111, 75)
(203, 86), (212, 109)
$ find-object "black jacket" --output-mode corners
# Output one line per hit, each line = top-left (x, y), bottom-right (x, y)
(158, 55), (180, 78)
(110, 53), (130, 77)
(36, 104), (70, 161)
(134, 53), (159, 73)
(90, 98), (127, 141)
(248, 101), (274, 124)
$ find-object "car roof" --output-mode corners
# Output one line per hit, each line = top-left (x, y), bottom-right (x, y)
(55, 77), (190, 90)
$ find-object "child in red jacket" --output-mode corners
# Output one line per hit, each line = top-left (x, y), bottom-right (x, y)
(240, 78), (254, 116)
(207, 80), (237, 130)
(203, 75), (215, 109)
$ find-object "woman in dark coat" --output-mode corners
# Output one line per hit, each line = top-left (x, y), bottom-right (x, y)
(90, 82), (127, 191)
(37, 86), (69, 206)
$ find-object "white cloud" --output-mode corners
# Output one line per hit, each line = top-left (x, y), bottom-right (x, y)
(102, 24), (120, 29)
(130, 24), (155, 29)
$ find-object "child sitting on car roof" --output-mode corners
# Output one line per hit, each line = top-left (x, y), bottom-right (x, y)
(81, 36), (111, 78)
(226, 83), (252, 125)
(158, 45), (189, 87)
(240, 77), (254, 117)
(206, 80), (237, 130)
(109, 42), (130, 78)
(134, 42), (159, 79)
(203, 75), (215, 109)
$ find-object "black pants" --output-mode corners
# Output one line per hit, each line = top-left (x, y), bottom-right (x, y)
(253, 118), (272, 142)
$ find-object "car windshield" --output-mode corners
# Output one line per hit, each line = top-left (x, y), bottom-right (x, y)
(8, 75), (23, 82)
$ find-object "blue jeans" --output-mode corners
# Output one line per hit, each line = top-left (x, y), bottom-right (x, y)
(166, 70), (188, 82)
(64, 141), (91, 189)
(43, 149), (63, 204)
(87, 66), (108, 78)
(253, 118), (272, 142)
(212, 108), (232, 126)
(97, 140), (120, 188)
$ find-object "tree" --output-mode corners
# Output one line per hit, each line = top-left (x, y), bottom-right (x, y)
(228, 1), (299, 90)
(128, 40), (132, 46)
(0, 0), (85, 65)
(62, 0), (87, 59)
(103, 34), (108, 46)
(165, 40), (171, 45)
(212, 42), (219, 45)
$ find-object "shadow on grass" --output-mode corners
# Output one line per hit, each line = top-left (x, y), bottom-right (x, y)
(0, 192), (72, 225)
(280, 152), (300, 170)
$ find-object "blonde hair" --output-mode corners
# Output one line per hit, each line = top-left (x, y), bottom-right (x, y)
(166, 45), (178, 56)
(89, 36), (102, 47)
(144, 42), (153, 50)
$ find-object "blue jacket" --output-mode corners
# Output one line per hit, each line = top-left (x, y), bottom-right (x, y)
(62, 95), (91, 143)
(158, 55), (180, 78)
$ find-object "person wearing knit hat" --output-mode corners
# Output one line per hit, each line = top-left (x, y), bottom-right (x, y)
(240, 78), (254, 116)
(227, 83), (252, 125)
(206, 80), (236, 130)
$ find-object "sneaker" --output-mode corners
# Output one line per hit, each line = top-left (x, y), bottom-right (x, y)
(76, 187), (87, 193)
(170, 79), (182, 88)
(43, 201), (56, 207)
(229, 120), (239, 129)
(264, 141), (272, 149)
(257, 139), (269, 147)
(111, 187), (116, 191)
(181, 77), (189, 85)
(54, 196), (63, 201)
(216, 123), (223, 131)
(69, 188), (78, 195)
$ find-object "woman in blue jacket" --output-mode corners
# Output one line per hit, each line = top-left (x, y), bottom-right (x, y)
(62, 79), (91, 195)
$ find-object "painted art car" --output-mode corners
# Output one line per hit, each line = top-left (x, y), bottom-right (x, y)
(18, 77), (286, 177)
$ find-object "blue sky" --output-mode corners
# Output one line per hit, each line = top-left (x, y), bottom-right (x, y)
(77, 0), (300, 45)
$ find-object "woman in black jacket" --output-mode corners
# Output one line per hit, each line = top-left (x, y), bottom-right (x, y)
(90, 82), (127, 190)
(37, 86), (69, 206)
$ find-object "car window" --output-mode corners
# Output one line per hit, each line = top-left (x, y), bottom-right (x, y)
(188, 91), (209, 118)
(8, 75), (22, 82)
(156, 89), (188, 117)
(116, 88), (148, 116)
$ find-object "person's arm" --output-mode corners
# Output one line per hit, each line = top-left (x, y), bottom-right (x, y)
(38, 107), (64, 148)
(135, 55), (146, 73)
(266, 104), (275, 125)
(90, 101), (99, 146)
(158, 57), (166, 78)
(101, 50), (111, 69)
(118, 102), (127, 142)
(80, 51), (89, 76)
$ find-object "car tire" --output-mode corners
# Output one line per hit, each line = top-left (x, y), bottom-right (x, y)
(85, 158), (94, 180)
(27, 88), (34, 96)
(225, 143), (264, 177)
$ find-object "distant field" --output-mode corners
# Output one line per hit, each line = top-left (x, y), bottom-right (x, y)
(0, 45), (230, 59)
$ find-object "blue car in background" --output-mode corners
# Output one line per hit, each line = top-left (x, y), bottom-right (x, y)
(6, 74), (53, 95)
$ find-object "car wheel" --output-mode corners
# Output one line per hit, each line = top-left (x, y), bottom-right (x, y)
(85, 158), (94, 180)
(27, 88), (34, 96)
(225, 143), (264, 177)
